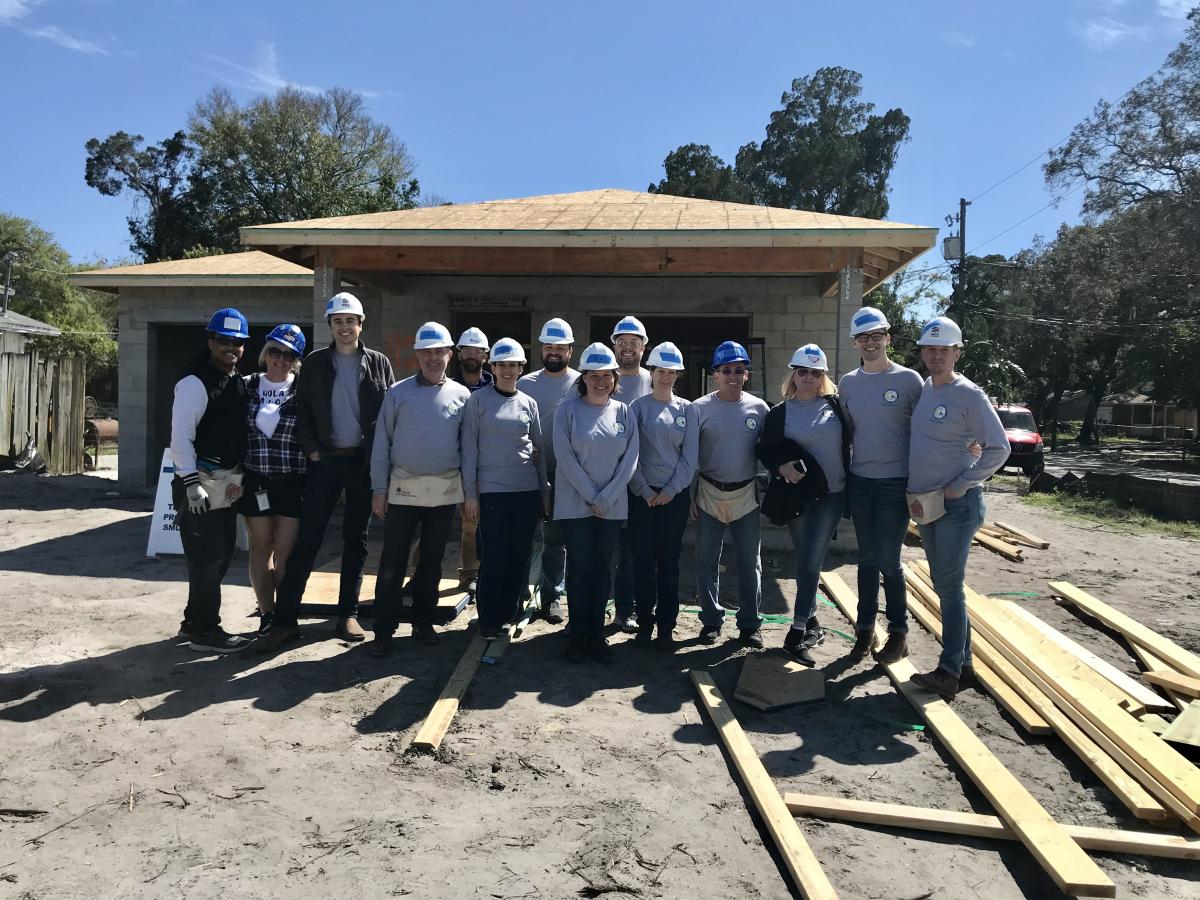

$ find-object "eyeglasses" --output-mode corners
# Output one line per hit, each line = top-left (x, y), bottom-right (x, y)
(717, 367), (747, 375)
(213, 336), (245, 348)
(266, 347), (297, 360)
(854, 331), (889, 344)
(792, 367), (823, 379)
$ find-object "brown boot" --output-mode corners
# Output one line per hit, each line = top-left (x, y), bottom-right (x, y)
(846, 630), (875, 662)
(875, 633), (909, 664)
(255, 623), (301, 654)
(911, 667), (959, 701)
(336, 616), (365, 642)
(958, 663), (980, 691)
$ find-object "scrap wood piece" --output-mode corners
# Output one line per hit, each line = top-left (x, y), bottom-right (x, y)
(734, 652), (826, 711)
(820, 572), (1116, 897)
(972, 529), (1024, 562)
(782, 793), (1200, 861)
(1002, 600), (1173, 713)
(904, 569), (1165, 821)
(690, 670), (839, 900)
(1145, 670), (1200, 700)
(901, 572), (1050, 735)
(1129, 644), (1190, 712)
(992, 520), (1051, 549)
(1049, 581), (1200, 681)
(1163, 705), (1200, 749)
(1138, 713), (1172, 736)
(409, 634), (488, 753)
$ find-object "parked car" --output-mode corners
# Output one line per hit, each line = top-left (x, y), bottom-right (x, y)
(995, 404), (1045, 476)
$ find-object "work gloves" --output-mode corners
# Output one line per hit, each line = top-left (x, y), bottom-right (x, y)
(181, 472), (210, 515)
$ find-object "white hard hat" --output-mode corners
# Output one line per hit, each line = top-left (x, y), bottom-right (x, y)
(325, 291), (365, 321)
(917, 316), (964, 347)
(578, 342), (618, 371)
(538, 317), (574, 344)
(647, 341), (685, 370)
(414, 321), (453, 350)
(849, 306), (891, 337)
(789, 343), (829, 370)
(611, 315), (647, 342)
(489, 337), (527, 364)
(456, 326), (489, 349)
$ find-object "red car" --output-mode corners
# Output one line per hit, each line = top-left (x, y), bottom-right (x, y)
(995, 404), (1045, 476)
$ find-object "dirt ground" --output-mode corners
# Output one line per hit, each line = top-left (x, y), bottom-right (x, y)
(1, 473), (1198, 899)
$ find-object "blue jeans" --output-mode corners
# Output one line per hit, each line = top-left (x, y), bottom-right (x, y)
(786, 492), (846, 626)
(695, 508), (763, 632)
(848, 474), (910, 634)
(918, 487), (985, 677)
(627, 488), (690, 631)
(560, 516), (623, 642)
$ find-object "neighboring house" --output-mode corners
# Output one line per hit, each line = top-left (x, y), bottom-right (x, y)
(71, 189), (937, 488)
(1098, 389), (1198, 439)
(0, 306), (60, 354)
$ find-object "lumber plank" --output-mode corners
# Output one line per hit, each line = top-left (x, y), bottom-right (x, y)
(905, 570), (1167, 821)
(782, 793), (1200, 860)
(1145, 670), (1200, 700)
(972, 529), (1024, 562)
(1050, 581), (1200, 680)
(409, 635), (488, 752)
(992, 520), (1051, 549)
(1002, 601), (1173, 713)
(1129, 644), (1190, 712)
(690, 670), (839, 900)
(1163, 705), (1200, 749)
(1138, 713), (1172, 736)
(820, 572), (1116, 897)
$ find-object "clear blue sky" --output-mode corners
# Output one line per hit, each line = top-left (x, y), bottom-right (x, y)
(0, 0), (1192, 272)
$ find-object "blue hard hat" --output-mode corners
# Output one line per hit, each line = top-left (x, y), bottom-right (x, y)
(711, 340), (750, 369)
(207, 308), (250, 339)
(266, 323), (306, 356)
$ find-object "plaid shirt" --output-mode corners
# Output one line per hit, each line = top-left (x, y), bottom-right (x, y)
(245, 373), (307, 476)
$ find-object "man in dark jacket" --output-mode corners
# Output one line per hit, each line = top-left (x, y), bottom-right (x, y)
(258, 292), (395, 652)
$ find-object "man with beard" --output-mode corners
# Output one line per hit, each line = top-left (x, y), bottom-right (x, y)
(609, 315), (652, 632)
(517, 318), (579, 624)
(454, 326), (492, 588)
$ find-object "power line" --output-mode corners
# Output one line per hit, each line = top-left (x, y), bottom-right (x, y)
(968, 136), (1071, 204)
(968, 183), (1086, 255)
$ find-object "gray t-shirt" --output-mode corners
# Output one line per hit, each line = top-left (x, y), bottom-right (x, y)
(370, 376), (471, 493)
(330, 350), (363, 448)
(907, 374), (1009, 494)
(783, 397), (846, 494)
(838, 363), (924, 479)
(553, 394), (640, 521)
(613, 367), (652, 404)
(629, 394), (698, 501)
(461, 386), (548, 498)
(693, 391), (770, 484)
(516, 367), (579, 470)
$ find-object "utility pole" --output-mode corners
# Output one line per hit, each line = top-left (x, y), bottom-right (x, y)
(1, 251), (16, 317)
(950, 198), (970, 330)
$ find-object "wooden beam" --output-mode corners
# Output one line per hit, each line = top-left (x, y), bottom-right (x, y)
(409, 635), (488, 752)
(690, 670), (840, 900)
(782, 793), (1200, 860)
(1002, 601), (1173, 713)
(1050, 581), (1200, 681)
(1145, 670), (1200, 700)
(820, 572), (1116, 897)
(972, 529), (1024, 562)
(1163, 704), (1200, 749)
(1130, 643), (1190, 711)
(992, 520), (1051, 549)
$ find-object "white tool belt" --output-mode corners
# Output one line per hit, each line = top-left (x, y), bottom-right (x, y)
(388, 467), (464, 508)
(906, 488), (946, 525)
(695, 477), (758, 525)
(198, 466), (245, 510)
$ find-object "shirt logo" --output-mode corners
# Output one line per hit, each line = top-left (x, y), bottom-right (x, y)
(446, 400), (463, 417)
(745, 416), (759, 431)
(518, 411), (531, 424)
(883, 389), (898, 404)
(932, 404), (948, 421)
(615, 422), (626, 434)
(674, 415), (687, 429)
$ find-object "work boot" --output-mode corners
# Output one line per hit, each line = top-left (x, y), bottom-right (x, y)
(698, 624), (722, 645)
(911, 667), (959, 701)
(368, 632), (393, 658)
(958, 663), (980, 691)
(255, 623), (302, 654)
(738, 629), (765, 649)
(412, 623), (440, 646)
(875, 633), (909, 664)
(336, 617), (365, 642)
(802, 616), (825, 648)
(784, 627), (815, 667)
(542, 598), (564, 625)
(846, 630), (875, 662)
(634, 627), (654, 648)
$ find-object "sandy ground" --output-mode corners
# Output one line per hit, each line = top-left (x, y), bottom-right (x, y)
(1, 473), (1198, 899)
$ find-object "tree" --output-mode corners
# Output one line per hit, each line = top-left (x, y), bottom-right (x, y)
(647, 143), (752, 202)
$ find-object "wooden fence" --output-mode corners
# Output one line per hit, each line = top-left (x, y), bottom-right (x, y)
(0, 349), (86, 475)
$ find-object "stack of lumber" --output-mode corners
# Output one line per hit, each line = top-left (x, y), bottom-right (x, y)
(906, 519), (1047, 562)
(904, 563), (1200, 833)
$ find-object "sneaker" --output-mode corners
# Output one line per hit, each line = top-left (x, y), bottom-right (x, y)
(412, 623), (440, 646)
(802, 616), (825, 649)
(698, 624), (722, 645)
(958, 663), (980, 691)
(565, 634), (586, 664)
(911, 667), (959, 701)
(875, 632), (909, 664)
(478, 623), (502, 641)
(783, 627), (816, 667)
(541, 598), (564, 625)
(633, 627), (654, 648)
(654, 631), (675, 653)
(188, 628), (253, 655)
(591, 638), (614, 665)
(846, 630), (875, 662)
(336, 617), (366, 642)
(368, 633), (393, 658)
(255, 623), (302, 654)
(738, 629), (765, 649)
(257, 610), (275, 636)
(615, 614), (639, 634)
(176, 620), (197, 641)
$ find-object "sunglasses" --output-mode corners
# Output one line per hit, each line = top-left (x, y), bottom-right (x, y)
(793, 367), (823, 379)
(266, 347), (297, 360)
(213, 336), (245, 348)
(717, 367), (747, 375)
(854, 331), (889, 344)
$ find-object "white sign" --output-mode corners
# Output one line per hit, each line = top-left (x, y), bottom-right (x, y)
(147, 449), (248, 557)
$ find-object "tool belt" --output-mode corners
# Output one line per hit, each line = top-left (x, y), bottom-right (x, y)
(197, 466), (245, 510)
(700, 473), (754, 493)
(695, 475), (758, 525)
(388, 467), (464, 508)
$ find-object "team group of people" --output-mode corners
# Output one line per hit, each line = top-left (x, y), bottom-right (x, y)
(170, 292), (1007, 699)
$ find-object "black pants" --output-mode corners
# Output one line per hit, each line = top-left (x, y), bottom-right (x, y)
(172, 477), (238, 633)
(612, 525), (636, 618)
(560, 516), (623, 642)
(627, 489), (690, 632)
(477, 491), (541, 630)
(373, 503), (455, 634)
(274, 453), (373, 627)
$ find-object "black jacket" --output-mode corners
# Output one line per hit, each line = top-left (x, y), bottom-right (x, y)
(182, 351), (249, 469)
(755, 396), (852, 526)
(294, 341), (395, 462)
